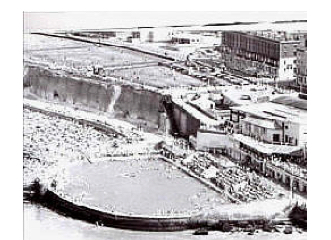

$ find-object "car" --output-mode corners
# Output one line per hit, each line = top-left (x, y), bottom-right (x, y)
(240, 95), (251, 100)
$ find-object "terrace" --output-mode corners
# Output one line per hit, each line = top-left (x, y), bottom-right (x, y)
(179, 152), (285, 203)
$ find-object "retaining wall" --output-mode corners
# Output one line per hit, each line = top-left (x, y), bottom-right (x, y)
(24, 63), (203, 137)
(32, 188), (275, 232)
(24, 64), (163, 130)
(38, 189), (200, 231)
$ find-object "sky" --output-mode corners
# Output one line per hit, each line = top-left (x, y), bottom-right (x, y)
(23, 11), (307, 32)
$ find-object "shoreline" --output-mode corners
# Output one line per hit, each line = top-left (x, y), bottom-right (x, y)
(23, 98), (304, 232)
(27, 182), (280, 232)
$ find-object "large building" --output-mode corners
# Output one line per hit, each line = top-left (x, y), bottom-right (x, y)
(296, 36), (307, 95)
(225, 95), (307, 193)
(221, 30), (307, 81)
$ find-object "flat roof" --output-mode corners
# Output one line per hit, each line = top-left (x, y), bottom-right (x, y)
(172, 98), (222, 126)
(221, 85), (275, 106)
(271, 95), (307, 110)
(172, 33), (201, 39)
(241, 117), (280, 129)
(231, 101), (307, 124)
(232, 134), (302, 155)
(224, 30), (304, 44)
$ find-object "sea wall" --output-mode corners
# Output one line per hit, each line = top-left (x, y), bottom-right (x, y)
(24, 64), (163, 130)
(37, 189), (200, 231)
(25, 65), (113, 111)
(28, 186), (275, 232)
(113, 85), (163, 128)
(23, 63), (202, 136)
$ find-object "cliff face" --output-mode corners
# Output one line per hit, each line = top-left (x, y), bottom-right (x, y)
(23, 65), (162, 129)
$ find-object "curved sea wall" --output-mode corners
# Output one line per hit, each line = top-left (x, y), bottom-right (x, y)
(29, 187), (275, 232)
(35, 189), (202, 231)
(25, 182), (281, 233)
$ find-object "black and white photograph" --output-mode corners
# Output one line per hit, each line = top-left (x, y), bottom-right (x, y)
(21, 11), (308, 240)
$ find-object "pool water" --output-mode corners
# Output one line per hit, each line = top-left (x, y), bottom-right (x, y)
(60, 158), (228, 216)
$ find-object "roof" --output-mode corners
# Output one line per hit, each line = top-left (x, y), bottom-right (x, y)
(190, 95), (214, 106)
(241, 117), (280, 129)
(221, 85), (275, 106)
(231, 101), (307, 124)
(225, 30), (304, 43)
(172, 98), (222, 126)
(232, 134), (302, 155)
(172, 33), (201, 39)
(271, 95), (307, 110)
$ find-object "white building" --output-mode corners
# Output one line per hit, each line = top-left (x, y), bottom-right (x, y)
(225, 95), (307, 193)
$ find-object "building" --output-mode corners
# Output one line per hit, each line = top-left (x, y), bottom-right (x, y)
(296, 36), (307, 96)
(221, 30), (307, 81)
(225, 95), (307, 193)
(228, 95), (307, 147)
(139, 27), (173, 43)
(171, 34), (201, 44)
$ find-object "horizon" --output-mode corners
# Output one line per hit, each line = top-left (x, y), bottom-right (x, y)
(23, 11), (307, 33)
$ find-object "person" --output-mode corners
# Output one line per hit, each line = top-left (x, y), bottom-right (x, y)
(51, 179), (57, 190)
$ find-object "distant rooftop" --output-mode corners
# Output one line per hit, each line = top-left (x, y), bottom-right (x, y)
(221, 85), (274, 106)
(228, 30), (306, 43)
(233, 134), (302, 155)
(271, 95), (307, 110)
(242, 117), (280, 129)
(231, 100), (307, 124)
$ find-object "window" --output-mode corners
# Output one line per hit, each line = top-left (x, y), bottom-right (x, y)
(273, 134), (280, 143)
(285, 135), (289, 143)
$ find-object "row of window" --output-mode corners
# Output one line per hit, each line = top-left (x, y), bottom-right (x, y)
(273, 134), (297, 145)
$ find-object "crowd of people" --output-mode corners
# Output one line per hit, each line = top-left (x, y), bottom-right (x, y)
(23, 108), (127, 184)
(180, 152), (284, 203)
